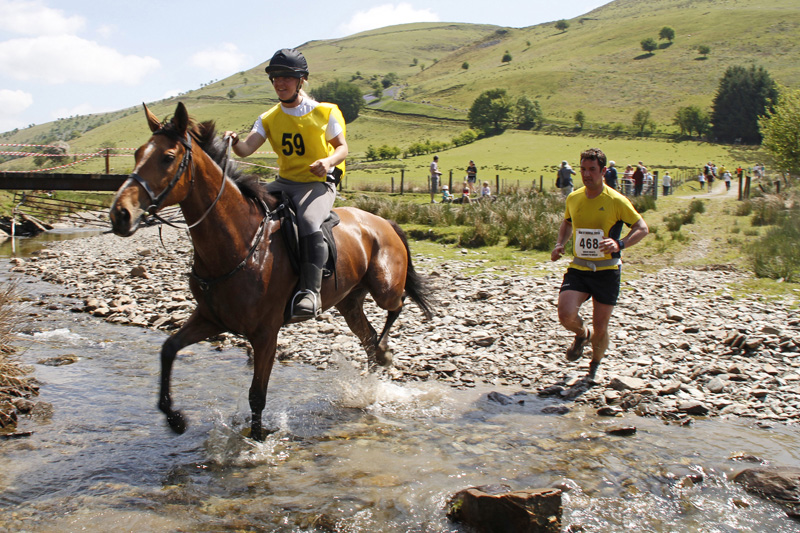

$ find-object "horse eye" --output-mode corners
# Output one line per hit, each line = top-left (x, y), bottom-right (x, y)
(162, 153), (176, 165)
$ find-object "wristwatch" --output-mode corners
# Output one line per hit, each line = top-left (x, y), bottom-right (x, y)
(617, 239), (626, 250)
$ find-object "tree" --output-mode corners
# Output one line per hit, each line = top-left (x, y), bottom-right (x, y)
(502, 51), (512, 63)
(468, 89), (512, 136)
(461, 62), (469, 70)
(452, 129), (478, 147)
(759, 86), (800, 175)
(574, 110), (586, 129)
(313, 79), (363, 123)
(381, 72), (399, 88)
(697, 44), (710, 58)
(226, 89), (236, 99)
(674, 106), (709, 137)
(632, 109), (653, 134)
(659, 26), (675, 42)
(711, 64), (778, 144)
(555, 20), (570, 32)
(640, 37), (658, 55)
(514, 96), (543, 130)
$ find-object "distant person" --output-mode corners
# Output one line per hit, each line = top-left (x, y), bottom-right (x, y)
(430, 155), (442, 203)
(551, 147), (649, 380)
(632, 164), (644, 196)
(704, 162), (714, 193)
(441, 184), (453, 203)
(557, 160), (576, 197)
(466, 160), (478, 193)
(604, 160), (618, 190)
(722, 170), (732, 191)
(481, 180), (491, 199)
(698, 173), (705, 190)
(662, 171), (671, 196)
(622, 164), (634, 195)
(461, 181), (471, 204)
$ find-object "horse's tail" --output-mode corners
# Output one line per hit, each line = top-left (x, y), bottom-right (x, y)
(389, 220), (435, 320)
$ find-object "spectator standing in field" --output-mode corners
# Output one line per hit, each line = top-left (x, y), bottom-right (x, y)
(632, 164), (645, 196)
(662, 171), (671, 196)
(558, 160), (576, 197)
(430, 155), (442, 203)
(622, 164), (634, 195)
(466, 160), (478, 194)
(604, 160), (618, 190)
(551, 147), (649, 380)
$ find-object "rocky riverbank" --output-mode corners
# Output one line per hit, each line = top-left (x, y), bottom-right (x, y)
(9, 223), (800, 426)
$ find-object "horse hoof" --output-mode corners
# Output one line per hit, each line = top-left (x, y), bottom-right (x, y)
(375, 348), (393, 368)
(167, 412), (187, 434)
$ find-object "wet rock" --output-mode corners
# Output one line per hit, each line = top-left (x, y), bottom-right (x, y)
(487, 391), (516, 405)
(541, 405), (570, 415)
(0, 402), (18, 428)
(733, 466), (800, 517)
(37, 354), (79, 366)
(446, 485), (562, 533)
(605, 425), (636, 436)
(596, 406), (623, 417)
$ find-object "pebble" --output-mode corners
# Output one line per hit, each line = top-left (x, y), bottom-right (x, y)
(11, 223), (800, 425)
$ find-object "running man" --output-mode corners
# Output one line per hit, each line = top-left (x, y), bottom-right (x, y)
(551, 148), (649, 379)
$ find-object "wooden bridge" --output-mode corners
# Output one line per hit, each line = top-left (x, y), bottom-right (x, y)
(0, 172), (126, 191)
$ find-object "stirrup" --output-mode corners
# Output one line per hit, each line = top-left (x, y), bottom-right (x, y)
(290, 289), (321, 319)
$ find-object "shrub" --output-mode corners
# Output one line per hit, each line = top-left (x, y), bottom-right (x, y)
(751, 196), (785, 226)
(630, 195), (657, 214)
(749, 206), (800, 281)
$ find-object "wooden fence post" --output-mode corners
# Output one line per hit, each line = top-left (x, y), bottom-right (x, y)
(400, 168), (405, 195)
(495, 175), (499, 196)
(105, 148), (110, 174)
(391, 176), (395, 194)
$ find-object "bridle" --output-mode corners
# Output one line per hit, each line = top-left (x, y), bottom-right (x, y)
(125, 131), (229, 230)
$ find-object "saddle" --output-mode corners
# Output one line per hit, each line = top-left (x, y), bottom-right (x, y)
(272, 191), (340, 284)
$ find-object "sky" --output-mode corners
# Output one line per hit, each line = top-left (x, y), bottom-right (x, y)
(0, 0), (611, 134)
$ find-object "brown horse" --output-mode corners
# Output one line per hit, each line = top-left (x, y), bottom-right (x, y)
(109, 102), (433, 440)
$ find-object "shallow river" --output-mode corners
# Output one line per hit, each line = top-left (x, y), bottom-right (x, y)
(1, 232), (799, 532)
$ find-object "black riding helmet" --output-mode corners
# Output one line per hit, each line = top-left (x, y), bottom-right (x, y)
(265, 48), (309, 80)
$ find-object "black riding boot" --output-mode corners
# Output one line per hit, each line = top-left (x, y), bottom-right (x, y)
(292, 231), (326, 319)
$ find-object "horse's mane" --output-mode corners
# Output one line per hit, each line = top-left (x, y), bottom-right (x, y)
(162, 117), (276, 209)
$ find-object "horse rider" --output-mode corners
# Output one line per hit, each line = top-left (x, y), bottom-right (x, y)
(225, 48), (348, 319)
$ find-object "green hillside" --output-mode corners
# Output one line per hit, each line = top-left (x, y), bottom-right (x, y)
(1, 0), (796, 179)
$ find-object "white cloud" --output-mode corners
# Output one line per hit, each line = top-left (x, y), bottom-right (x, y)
(0, 0), (85, 36)
(50, 102), (112, 120)
(96, 24), (116, 40)
(189, 43), (249, 77)
(0, 89), (34, 113)
(0, 35), (160, 84)
(337, 3), (439, 36)
(0, 89), (34, 131)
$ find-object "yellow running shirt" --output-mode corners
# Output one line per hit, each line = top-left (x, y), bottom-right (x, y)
(564, 185), (642, 271)
(257, 101), (346, 183)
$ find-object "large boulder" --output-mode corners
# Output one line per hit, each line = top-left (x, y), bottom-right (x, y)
(733, 466), (800, 518)
(446, 484), (562, 533)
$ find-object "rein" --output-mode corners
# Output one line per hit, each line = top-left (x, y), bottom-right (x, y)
(189, 197), (275, 292)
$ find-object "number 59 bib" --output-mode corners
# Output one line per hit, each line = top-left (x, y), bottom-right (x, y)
(575, 228), (604, 258)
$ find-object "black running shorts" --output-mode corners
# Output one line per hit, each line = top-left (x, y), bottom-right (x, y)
(559, 267), (622, 306)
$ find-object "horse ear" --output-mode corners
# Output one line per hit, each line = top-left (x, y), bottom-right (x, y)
(173, 102), (189, 136)
(143, 103), (161, 133)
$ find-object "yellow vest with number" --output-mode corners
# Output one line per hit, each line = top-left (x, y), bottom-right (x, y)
(260, 102), (346, 183)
